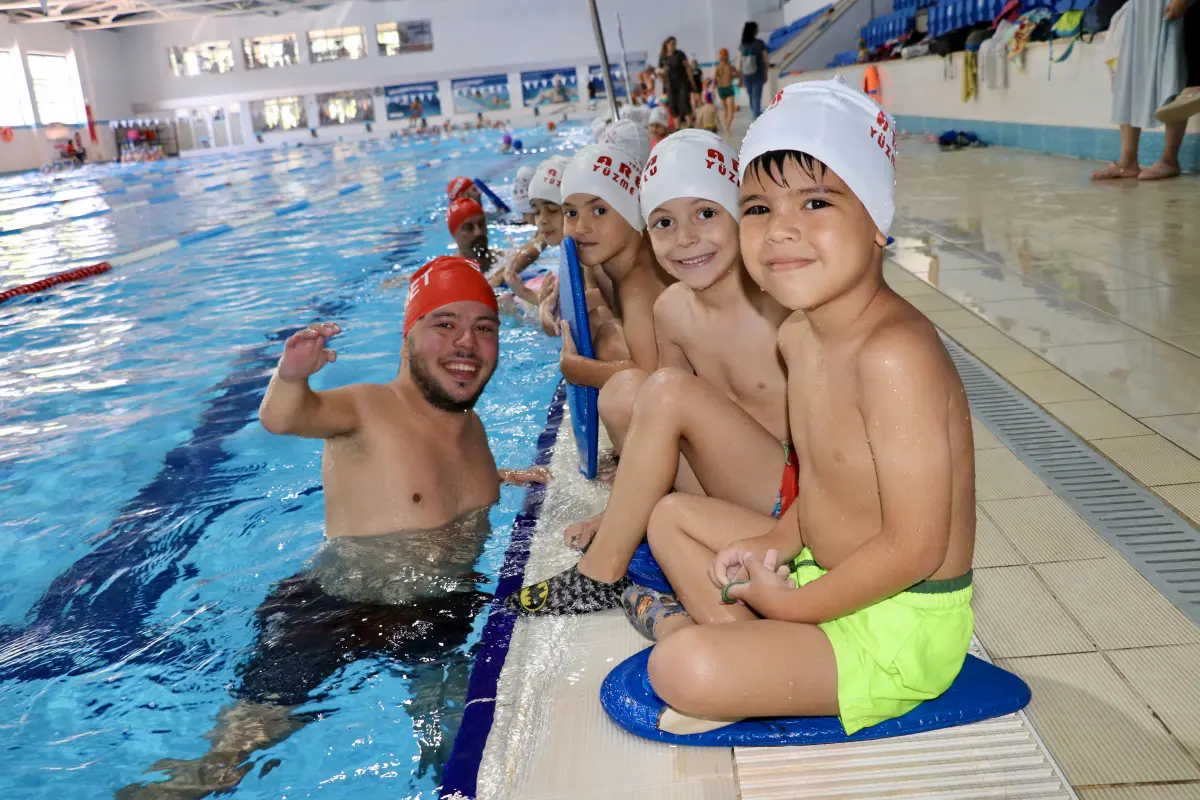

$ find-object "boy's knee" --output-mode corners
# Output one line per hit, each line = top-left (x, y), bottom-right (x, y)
(648, 628), (718, 713)
(646, 493), (687, 548)
(598, 369), (646, 427)
(633, 368), (693, 421)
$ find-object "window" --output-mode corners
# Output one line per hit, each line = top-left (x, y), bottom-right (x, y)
(0, 49), (34, 126)
(250, 96), (306, 132)
(307, 26), (366, 63)
(242, 33), (298, 70)
(317, 90), (374, 126)
(376, 20), (433, 56)
(167, 41), (234, 77)
(27, 54), (85, 125)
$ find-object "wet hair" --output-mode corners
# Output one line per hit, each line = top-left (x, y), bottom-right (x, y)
(741, 22), (759, 44)
(745, 150), (827, 188)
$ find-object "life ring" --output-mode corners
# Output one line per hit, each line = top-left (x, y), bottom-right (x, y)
(0, 127), (14, 143)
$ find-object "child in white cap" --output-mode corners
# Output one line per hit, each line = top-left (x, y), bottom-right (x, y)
(504, 140), (675, 614)
(507, 130), (796, 621)
(500, 156), (571, 310)
(598, 119), (652, 167)
(644, 78), (976, 739)
(511, 165), (537, 225)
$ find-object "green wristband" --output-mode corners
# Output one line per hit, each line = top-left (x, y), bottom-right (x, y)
(720, 580), (749, 604)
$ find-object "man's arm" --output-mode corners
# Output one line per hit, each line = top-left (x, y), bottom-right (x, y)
(259, 323), (360, 439)
(765, 325), (955, 624)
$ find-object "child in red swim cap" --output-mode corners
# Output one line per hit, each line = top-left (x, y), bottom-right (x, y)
(446, 176), (483, 205)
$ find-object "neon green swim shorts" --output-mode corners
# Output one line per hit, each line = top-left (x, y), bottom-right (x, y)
(789, 548), (974, 735)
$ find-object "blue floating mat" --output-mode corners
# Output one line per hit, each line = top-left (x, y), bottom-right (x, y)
(559, 237), (599, 479)
(601, 648), (1031, 747)
(628, 541), (671, 593)
(472, 177), (511, 214)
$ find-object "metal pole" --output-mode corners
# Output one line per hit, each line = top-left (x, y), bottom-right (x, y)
(587, 0), (621, 121)
(616, 14), (634, 105)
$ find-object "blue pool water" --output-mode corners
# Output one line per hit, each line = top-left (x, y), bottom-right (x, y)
(0, 126), (580, 798)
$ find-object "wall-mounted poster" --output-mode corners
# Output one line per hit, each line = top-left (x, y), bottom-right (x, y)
(385, 81), (441, 120)
(451, 74), (511, 114)
(588, 58), (648, 99)
(521, 67), (578, 107)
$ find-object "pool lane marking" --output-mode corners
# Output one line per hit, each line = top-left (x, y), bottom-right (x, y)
(441, 381), (567, 800)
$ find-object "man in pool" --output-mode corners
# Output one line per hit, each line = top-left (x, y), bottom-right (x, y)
(119, 256), (549, 798)
(449, 195), (500, 274)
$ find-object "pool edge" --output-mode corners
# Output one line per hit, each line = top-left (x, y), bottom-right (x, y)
(440, 379), (567, 799)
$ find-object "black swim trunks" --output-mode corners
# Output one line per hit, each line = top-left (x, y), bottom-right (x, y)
(234, 572), (487, 707)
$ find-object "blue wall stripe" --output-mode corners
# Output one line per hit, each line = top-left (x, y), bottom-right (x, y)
(441, 382), (567, 799)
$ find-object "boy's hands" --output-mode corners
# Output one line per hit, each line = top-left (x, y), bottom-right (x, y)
(713, 548), (794, 617)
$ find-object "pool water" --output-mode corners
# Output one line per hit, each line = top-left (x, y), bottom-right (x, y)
(0, 125), (582, 798)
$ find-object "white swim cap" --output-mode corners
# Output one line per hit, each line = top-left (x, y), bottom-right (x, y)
(562, 143), (645, 232)
(620, 105), (651, 128)
(598, 119), (651, 167)
(739, 77), (896, 235)
(512, 165), (536, 213)
(641, 130), (740, 223)
(529, 155), (571, 205)
(591, 117), (609, 140)
(648, 106), (670, 128)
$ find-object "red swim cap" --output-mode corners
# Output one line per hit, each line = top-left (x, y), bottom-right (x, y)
(447, 176), (475, 201)
(447, 196), (485, 235)
(404, 256), (499, 337)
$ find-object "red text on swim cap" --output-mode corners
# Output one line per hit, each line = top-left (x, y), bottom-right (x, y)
(705, 149), (740, 185)
(592, 155), (639, 196)
(869, 111), (898, 167)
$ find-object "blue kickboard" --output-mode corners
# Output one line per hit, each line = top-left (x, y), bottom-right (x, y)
(473, 177), (511, 214)
(559, 237), (599, 479)
(628, 541), (671, 594)
(601, 647), (1031, 747)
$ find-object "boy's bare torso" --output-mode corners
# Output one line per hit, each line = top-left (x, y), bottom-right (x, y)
(782, 293), (975, 580)
(320, 384), (500, 538)
(656, 283), (789, 442)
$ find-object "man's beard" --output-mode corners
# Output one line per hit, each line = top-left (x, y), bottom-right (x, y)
(408, 347), (491, 413)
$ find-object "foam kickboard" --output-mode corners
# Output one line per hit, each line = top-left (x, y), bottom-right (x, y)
(601, 647), (1031, 747)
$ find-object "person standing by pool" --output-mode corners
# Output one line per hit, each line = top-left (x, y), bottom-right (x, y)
(739, 21), (769, 119)
(119, 256), (550, 798)
(714, 48), (739, 136)
(661, 37), (697, 127)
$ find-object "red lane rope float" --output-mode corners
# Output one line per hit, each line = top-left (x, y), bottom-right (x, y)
(0, 261), (112, 304)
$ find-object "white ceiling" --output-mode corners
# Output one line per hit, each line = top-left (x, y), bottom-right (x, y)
(0, 0), (338, 31)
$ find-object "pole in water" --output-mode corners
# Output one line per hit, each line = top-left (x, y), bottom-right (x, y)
(587, 0), (621, 121)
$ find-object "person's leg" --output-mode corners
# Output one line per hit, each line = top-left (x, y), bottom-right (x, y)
(1092, 124), (1142, 179)
(505, 368), (784, 613)
(598, 368), (647, 454)
(723, 95), (736, 134)
(645, 493), (779, 635)
(1139, 119), (1187, 179)
(648, 619), (838, 722)
(578, 368), (783, 582)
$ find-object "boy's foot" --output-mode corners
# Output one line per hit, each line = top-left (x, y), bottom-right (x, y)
(503, 565), (629, 614)
(1155, 87), (1200, 124)
(564, 512), (604, 550)
(1091, 163), (1140, 180)
(621, 583), (689, 641)
(1138, 161), (1182, 181)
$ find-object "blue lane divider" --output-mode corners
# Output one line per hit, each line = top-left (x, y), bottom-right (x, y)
(204, 183), (229, 192)
(150, 179), (174, 188)
(337, 183), (363, 196)
(273, 200), (310, 215)
(73, 208), (113, 221)
(177, 224), (233, 245)
(148, 193), (180, 205)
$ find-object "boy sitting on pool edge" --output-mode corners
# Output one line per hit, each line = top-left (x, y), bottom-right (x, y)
(640, 79), (977, 737)
(505, 130), (792, 615)
(555, 141), (673, 389)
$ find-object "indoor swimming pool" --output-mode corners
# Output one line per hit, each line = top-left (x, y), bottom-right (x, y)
(0, 124), (582, 798)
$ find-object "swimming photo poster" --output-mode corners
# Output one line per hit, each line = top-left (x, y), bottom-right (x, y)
(521, 67), (578, 107)
(451, 74), (512, 114)
(385, 81), (441, 119)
